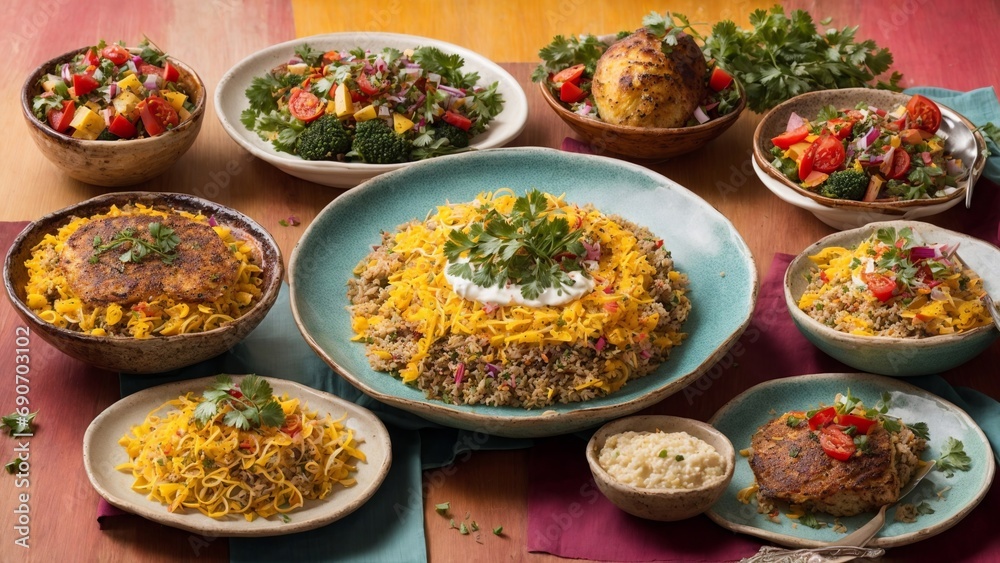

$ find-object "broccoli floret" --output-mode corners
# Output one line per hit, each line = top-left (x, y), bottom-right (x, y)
(351, 119), (411, 164)
(296, 115), (352, 161)
(820, 169), (869, 200)
(436, 123), (470, 149)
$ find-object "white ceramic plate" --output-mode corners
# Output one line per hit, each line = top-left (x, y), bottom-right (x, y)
(707, 373), (995, 548)
(753, 159), (964, 230)
(83, 375), (392, 537)
(215, 32), (528, 188)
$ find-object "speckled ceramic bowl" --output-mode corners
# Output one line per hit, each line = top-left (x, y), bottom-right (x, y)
(22, 46), (206, 187)
(538, 80), (745, 160)
(586, 415), (735, 521)
(784, 221), (1000, 376)
(3, 192), (283, 374)
(753, 88), (986, 226)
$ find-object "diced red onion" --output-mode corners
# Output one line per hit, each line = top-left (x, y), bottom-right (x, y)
(61, 63), (71, 82)
(595, 336), (606, 352)
(921, 152), (933, 165)
(101, 108), (114, 127)
(404, 62), (421, 69)
(132, 55), (143, 65)
(703, 101), (719, 112)
(92, 69), (104, 82)
(640, 349), (651, 359)
(144, 75), (160, 91)
(582, 240), (601, 261)
(856, 127), (879, 150)
(485, 363), (501, 377)
(427, 72), (441, 84)
(560, 137), (593, 154)
(867, 153), (885, 165)
(930, 287), (948, 302)
(407, 94), (426, 113)
(693, 106), (710, 124)
(438, 84), (465, 97)
(574, 102), (592, 116)
(288, 56), (302, 65)
(375, 58), (388, 74)
(362, 61), (373, 73)
(946, 159), (964, 176)
(378, 105), (390, 117)
(208, 215), (219, 227)
(126, 59), (138, 74)
(879, 146), (895, 175)
(454, 362), (465, 386)
(483, 303), (499, 314)
(910, 246), (936, 259)
(786, 112), (805, 131)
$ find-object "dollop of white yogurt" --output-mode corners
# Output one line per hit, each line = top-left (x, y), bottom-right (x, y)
(444, 260), (595, 307)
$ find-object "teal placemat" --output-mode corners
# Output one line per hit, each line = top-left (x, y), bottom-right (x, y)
(120, 283), (532, 562)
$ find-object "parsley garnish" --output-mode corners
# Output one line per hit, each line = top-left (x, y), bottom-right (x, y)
(435, 502), (450, 515)
(193, 375), (286, 430)
(90, 222), (180, 265)
(493, 526), (504, 536)
(789, 446), (800, 458)
(658, 449), (668, 458)
(908, 422), (930, 441)
(531, 34), (608, 83)
(2, 411), (37, 436)
(936, 438), (971, 477)
(786, 415), (802, 428)
(443, 190), (589, 301)
(675, 455), (685, 462)
(799, 513), (825, 529)
(916, 501), (935, 515)
(5, 457), (23, 474)
(293, 43), (324, 67)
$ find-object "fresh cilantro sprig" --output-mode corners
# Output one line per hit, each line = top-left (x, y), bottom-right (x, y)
(937, 437), (972, 478)
(702, 6), (901, 112)
(2, 411), (37, 436)
(531, 34), (610, 83)
(193, 374), (286, 431)
(443, 190), (589, 301)
(294, 43), (324, 67)
(90, 222), (180, 265)
(411, 46), (477, 89)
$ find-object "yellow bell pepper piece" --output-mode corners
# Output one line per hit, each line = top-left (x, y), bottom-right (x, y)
(393, 113), (414, 134)
(161, 91), (187, 112)
(334, 82), (353, 117)
(353, 104), (377, 122)
(69, 106), (105, 140)
(117, 74), (143, 96)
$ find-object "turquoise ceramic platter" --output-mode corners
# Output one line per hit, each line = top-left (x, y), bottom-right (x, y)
(708, 373), (995, 548)
(289, 147), (758, 438)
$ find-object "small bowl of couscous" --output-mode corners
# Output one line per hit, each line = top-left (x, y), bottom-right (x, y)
(586, 415), (735, 521)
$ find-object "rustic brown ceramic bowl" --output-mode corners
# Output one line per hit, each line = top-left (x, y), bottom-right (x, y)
(753, 88), (986, 212)
(586, 415), (735, 521)
(3, 193), (283, 374)
(21, 47), (206, 187)
(538, 80), (745, 159)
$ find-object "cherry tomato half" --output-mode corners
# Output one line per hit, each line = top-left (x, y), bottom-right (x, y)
(887, 148), (911, 180)
(288, 87), (324, 122)
(708, 66), (734, 92)
(808, 406), (837, 430)
(863, 272), (897, 302)
(108, 114), (137, 139)
(820, 426), (856, 461)
(836, 414), (878, 435)
(82, 48), (100, 67)
(559, 80), (587, 103)
(138, 96), (180, 137)
(811, 134), (847, 173)
(826, 117), (857, 140)
(772, 124), (809, 150)
(47, 100), (75, 133)
(356, 73), (381, 96)
(906, 94), (942, 133)
(798, 141), (817, 181)
(552, 64), (585, 85)
(140, 63), (164, 78)
(101, 44), (130, 65)
(162, 61), (180, 83)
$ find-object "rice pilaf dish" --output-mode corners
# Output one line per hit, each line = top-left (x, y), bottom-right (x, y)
(347, 189), (690, 408)
(23, 203), (264, 338)
(797, 226), (990, 337)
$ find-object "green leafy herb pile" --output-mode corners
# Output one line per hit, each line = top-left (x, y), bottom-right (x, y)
(90, 222), (180, 265)
(443, 190), (589, 300)
(193, 374), (286, 430)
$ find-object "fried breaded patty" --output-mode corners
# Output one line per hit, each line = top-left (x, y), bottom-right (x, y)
(61, 214), (239, 305)
(749, 413), (921, 517)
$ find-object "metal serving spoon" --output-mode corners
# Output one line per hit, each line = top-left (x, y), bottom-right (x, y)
(740, 460), (936, 563)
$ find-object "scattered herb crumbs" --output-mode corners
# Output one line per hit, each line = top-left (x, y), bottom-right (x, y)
(909, 422), (930, 440)
(459, 523), (469, 535)
(279, 219), (289, 227)
(435, 502), (450, 515)
(937, 438), (972, 477)
(471, 521), (479, 531)
(799, 513), (825, 529)
(2, 411), (37, 435)
(279, 514), (291, 523)
(90, 223), (180, 265)
(4, 458), (21, 474)
(449, 519), (456, 529)
(675, 455), (684, 462)
(785, 415), (802, 428)
(917, 502), (935, 515)
(493, 526), (504, 536)
(658, 449), (668, 458)
(789, 446), (800, 458)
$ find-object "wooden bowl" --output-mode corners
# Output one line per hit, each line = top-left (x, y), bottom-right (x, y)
(21, 47), (206, 187)
(753, 88), (986, 212)
(586, 415), (735, 521)
(538, 81), (745, 159)
(3, 193), (283, 374)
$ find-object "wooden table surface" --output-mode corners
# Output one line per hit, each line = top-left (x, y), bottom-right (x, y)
(1, 1), (998, 561)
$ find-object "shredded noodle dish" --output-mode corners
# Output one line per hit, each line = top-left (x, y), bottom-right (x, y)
(116, 375), (365, 521)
